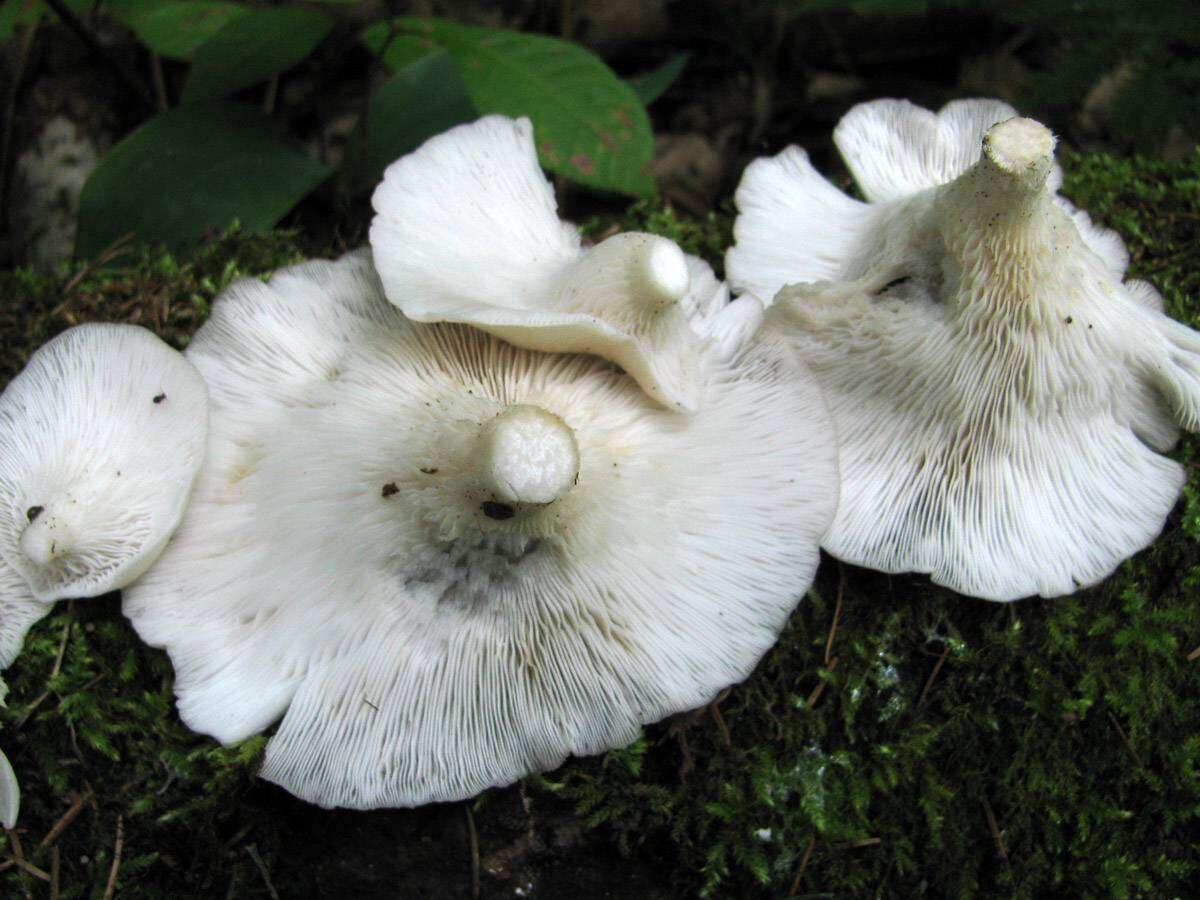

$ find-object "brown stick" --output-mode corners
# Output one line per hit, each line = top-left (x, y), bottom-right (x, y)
(465, 804), (480, 899)
(245, 844), (280, 900)
(805, 657), (839, 708)
(101, 815), (123, 900)
(837, 836), (881, 850)
(1187, 645), (1200, 662)
(1107, 711), (1147, 770)
(708, 689), (732, 748)
(786, 837), (816, 897)
(53, 234), (134, 313)
(917, 642), (951, 706)
(0, 21), (37, 239)
(981, 797), (1008, 861)
(262, 76), (279, 115)
(824, 563), (845, 665)
(49, 846), (60, 900)
(38, 789), (91, 850)
(150, 52), (168, 112)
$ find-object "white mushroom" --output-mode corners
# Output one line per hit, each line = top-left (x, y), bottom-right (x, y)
(728, 100), (1200, 601)
(124, 251), (838, 808)
(728, 98), (1131, 300)
(0, 324), (208, 607)
(370, 115), (717, 412)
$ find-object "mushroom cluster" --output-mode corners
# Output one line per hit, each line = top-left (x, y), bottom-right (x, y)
(117, 118), (839, 808)
(1, 98), (1193, 814)
(728, 98), (1200, 601)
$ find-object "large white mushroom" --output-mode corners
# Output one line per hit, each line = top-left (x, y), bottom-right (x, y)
(123, 250), (838, 809)
(0, 324), (207, 660)
(370, 115), (722, 412)
(727, 99), (1200, 601)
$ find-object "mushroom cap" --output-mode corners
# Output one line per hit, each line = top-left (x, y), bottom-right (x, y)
(124, 251), (838, 808)
(733, 102), (1200, 600)
(369, 116), (713, 412)
(0, 324), (208, 602)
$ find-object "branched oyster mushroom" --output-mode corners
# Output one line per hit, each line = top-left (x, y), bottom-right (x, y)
(727, 100), (1200, 601)
(370, 115), (720, 411)
(124, 251), (838, 808)
(0, 324), (207, 660)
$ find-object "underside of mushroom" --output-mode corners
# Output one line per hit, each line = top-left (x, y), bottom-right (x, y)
(124, 251), (838, 808)
(0, 324), (207, 613)
(370, 115), (727, 411)
(732, 100), (1200, 600)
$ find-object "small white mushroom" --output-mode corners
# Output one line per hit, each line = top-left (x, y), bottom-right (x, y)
(369, 116), (719, 411)
(0, 324), (208, 608)
(124, 251), (838, 808)
(728, 100), (1200, 601)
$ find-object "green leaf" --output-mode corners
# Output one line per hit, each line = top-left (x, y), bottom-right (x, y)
(363, 31), (438, 71)
(76, 103), (331, 258)
(628, 52), (690, 106)
(344, 51), (476, 191)
(182, 8), (334, 103)
(106, 0), (249, 60)
(365, 18), (655, 198)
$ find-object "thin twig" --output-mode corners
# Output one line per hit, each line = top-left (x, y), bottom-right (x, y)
(38, 790), (90, 850)
(981, 797), (1008, 861)
(836, 836), (881, 850)
(465, 803), (480, 900)
(49, 846), (60, 900)
(49, 603), (72, 679)
(1107, 711), (1147, 770)
(786, 836), (816, 897)
(1188, 645), (1200, 662)
(101, 815), (123, 900)
(262, 75), (279, 115)
(244, 844), (280, 900)
(804, 657), (839, 708)
(824, 563), (845, 665)
(15, 612), (74, 730)
(42, 0), (152, 106)
(0, 21), (37, 239)
(708, 688), (732, 747)
(150, 52), (168, 112)
(54, 234), (134, 309)
(917, 642), (951, 707)
(3, 828), (51, 882)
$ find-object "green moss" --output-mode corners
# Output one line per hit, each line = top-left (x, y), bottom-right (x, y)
(1, 155), (1198, 897)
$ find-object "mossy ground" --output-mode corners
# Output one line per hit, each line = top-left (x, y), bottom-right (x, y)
(1, 152), (1198, 898)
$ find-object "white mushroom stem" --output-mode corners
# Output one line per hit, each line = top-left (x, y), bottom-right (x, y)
(937, 117), (1056, 224)
(18, 506), (72, 566)
(478, 405), (579, 507)
(933, 117), (1071, 313)
(556, 233), (691, 318)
